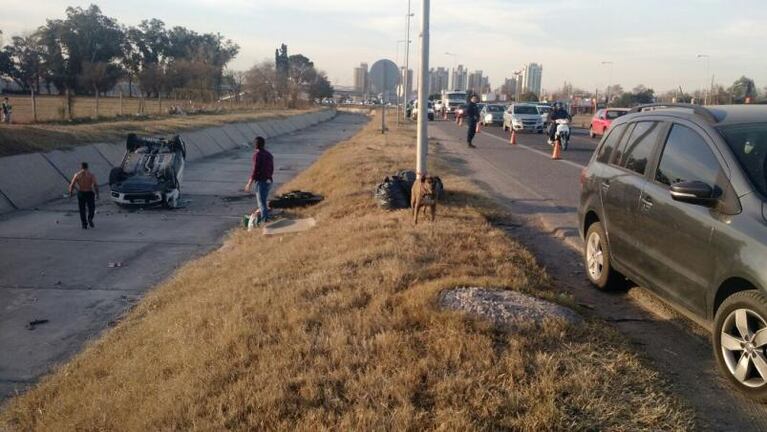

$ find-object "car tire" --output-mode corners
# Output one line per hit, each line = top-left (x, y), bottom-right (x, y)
(713, 290), (767, 401)
(589, 127), (596, 139)
(584, 221), (621, 290)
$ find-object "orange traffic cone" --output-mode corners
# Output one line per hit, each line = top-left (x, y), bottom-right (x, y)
(552, 139), (562, 160)
(509, 130), (517, 145)
(475, 122), (481, 133)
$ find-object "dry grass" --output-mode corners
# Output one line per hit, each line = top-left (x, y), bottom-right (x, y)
(0, 112), (693, 431)
(0, 107), (321, 157)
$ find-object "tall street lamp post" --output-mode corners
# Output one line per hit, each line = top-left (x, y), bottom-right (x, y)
(416, 0), (430, 178)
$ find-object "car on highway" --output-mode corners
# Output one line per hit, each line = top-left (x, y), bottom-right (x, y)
(502, 104), (545, 133)
(480, 104), (505, 126)
(578, 103), (767, 400)
(411, 100), (435, 121)
(589, 108), (630, 138)
(109, 133), (186, 208)
(537, 104), (553, 126)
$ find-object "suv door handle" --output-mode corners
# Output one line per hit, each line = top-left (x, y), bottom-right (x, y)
(640, 196), (653, 210)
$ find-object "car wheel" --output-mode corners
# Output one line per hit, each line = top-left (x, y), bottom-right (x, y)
(589, 127), (596, 138)
(714, 290), (767, 401)
(584, 222), (620, 290)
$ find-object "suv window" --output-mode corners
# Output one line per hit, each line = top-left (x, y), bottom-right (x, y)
(596, 123), (627, 163)
(655, 124), (721, 187)
(617, 121), (662, 175)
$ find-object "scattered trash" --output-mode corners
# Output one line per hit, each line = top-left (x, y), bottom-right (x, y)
(269, 191), (323, 209)
(108, 262), (124, 268)
(375, 170), (444, 210)
(26, 319), (49, 330)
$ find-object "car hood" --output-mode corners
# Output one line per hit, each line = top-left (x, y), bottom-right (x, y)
(511, 114), (541, 120)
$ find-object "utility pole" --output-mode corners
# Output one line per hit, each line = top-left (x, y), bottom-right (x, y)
(416, 0), (430, 178)
(697, 54), (710, 105)
(396, 40), (407, 126)
(601, 61), (613, 107)
(404, 0), (413, 120)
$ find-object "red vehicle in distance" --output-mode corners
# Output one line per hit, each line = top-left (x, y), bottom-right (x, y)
(589, 108), (630, 138)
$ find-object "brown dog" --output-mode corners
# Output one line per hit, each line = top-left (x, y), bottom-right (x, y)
(411, 176), (437, 224)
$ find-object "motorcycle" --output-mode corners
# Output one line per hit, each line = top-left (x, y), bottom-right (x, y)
(549, 118), (571, 151)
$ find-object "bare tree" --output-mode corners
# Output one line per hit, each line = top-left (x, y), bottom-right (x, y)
(246, 61), (278, 104)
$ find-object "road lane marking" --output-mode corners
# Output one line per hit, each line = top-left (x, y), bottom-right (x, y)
(482, 131), (586, 170)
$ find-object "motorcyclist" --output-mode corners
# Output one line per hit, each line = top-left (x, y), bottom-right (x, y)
(548, 102), (571, 143)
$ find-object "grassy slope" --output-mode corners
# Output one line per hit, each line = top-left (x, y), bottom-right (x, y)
(0, 113), (693, 431)
(0, 108), (321, 157)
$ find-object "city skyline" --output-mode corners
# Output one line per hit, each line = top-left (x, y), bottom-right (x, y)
(3, 0), (767, 94)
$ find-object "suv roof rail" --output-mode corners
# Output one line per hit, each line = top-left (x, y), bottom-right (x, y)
(629, 103), (718, 124)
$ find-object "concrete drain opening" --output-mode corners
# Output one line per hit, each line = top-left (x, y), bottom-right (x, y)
(438, 287), (581, 329)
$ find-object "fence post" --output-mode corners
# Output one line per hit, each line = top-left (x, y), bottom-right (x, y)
(119, 91), (124, 116)
(158, 93), (162, 115)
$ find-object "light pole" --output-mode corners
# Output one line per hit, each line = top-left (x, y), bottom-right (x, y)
(404, 0), (413, 120)
(445, 52), (457, 90)
(697, 54), (710, 105)
(416, 0), (430, 179)
(601, 61), (613, 107)
(396, 39), (408, 125)
(513, 70), (522, 102)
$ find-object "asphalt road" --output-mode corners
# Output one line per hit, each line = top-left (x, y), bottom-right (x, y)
(0, 113), (368, 401)
(432, 118), (767, 431)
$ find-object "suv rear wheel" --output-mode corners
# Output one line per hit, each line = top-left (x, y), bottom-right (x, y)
(584, 221), (620, 290)
(714, 290), (767, 401)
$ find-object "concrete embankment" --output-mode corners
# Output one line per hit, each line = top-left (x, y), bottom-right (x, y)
(0, 109), (336, 213)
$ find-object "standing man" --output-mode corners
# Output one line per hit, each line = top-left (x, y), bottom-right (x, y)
(465, 94), (481, 148)
(68, 162), (99, 229)
(1, 97), (11, 124)
(244, 136), (274, 225)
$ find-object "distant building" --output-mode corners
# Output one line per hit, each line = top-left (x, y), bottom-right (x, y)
(451, 65), (468, 91)
(399, 67), (413, 101)
(353, 63), (369, 96)
(467, 70), (491, 94)
(523, 63), (543, 96)
(369, 59), (400, 103)
(428, 67), (449, 95)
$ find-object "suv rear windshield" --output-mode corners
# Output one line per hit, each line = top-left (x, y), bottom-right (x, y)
(486, 105), (504, 112)
(514, 106), (539, 115)
(718, 123), (767, 196)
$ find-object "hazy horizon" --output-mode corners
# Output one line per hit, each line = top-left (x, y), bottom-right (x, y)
(3, 0), (766, 94)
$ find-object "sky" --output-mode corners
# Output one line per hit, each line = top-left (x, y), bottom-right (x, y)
(3, 0), (767, 94)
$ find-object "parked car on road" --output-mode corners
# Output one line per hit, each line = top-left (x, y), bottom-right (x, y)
(503, 104), (545, 133)
(411, 101), (435, 121)
(109, 134), (186, 208)
(481, 104), (505, 126)
(578, 103), (767, 400)
(589, 108), (630, 138)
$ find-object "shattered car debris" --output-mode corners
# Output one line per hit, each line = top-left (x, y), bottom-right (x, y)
(109, 133), (186, 208)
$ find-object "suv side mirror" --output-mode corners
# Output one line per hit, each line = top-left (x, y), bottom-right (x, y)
(670, 181), (716, 207)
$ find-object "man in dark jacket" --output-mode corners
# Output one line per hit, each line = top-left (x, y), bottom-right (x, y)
(244, 136), (274, 224)
(465, 95), (481, 148)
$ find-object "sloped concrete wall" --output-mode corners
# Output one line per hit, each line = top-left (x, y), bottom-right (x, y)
(0, 109), (335, 213)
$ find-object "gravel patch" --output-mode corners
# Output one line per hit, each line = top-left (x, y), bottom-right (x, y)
(438, 287), (581, 329)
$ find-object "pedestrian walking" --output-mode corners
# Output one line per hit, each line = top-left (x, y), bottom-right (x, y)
(465, 95), (481, 148)
(244, 136), (274, 225)
(1, 97), (12, 124)
(68, 162), (99, 229)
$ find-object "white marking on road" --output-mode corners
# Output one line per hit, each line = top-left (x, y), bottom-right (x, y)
(482, 132), (586, 170)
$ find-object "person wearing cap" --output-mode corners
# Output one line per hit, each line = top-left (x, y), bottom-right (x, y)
(244, 136), (274, 224)
(68, 162), (99, 229)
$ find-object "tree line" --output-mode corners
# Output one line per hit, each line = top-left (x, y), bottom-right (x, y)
(0, 5), (238, 101)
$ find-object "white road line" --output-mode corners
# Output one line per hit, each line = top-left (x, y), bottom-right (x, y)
(481, 130), (587, 170)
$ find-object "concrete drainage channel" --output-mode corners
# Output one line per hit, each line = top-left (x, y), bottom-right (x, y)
(0, 109), (337, 214)
(0, 111), (369, 401)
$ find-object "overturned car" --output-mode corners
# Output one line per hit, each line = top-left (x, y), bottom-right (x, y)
(109, 133), (186, 208)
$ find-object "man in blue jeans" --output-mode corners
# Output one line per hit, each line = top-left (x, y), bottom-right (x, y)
(244, 136), (274, 224)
